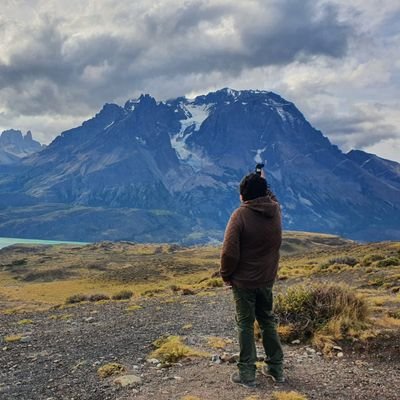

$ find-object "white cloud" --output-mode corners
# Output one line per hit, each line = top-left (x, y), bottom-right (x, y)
(0, 0), (399, 162)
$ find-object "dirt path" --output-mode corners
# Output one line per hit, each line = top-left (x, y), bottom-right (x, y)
(1, 289), (399, 400)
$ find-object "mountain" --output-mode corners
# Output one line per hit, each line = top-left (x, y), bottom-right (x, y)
(347, 149), (400, 189)
(0, 129), (44, 164)
(0, 88), (399, 242)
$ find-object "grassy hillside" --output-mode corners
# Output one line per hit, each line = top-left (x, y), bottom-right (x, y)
(0, 231), (399, 400)
(0, 231), (398, 319)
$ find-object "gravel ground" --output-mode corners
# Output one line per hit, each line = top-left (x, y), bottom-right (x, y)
(1, 288), (399, 400)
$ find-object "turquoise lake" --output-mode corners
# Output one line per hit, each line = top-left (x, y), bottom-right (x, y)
(0, 237), (89, 249)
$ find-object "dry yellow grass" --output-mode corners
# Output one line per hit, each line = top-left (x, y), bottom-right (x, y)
(374, 315), (400, 328)
(4, 334), (22, 343)
(275, 283), (371, 352)
(207, 336), (232, 349)
(1, 238), (399, 328)
(17, 319), (33, 325)
(48, 313), (73, 320)
(150, 336), (209, 363)
(277, 324), (295, 342)
(97, 363), (125, 378)
(126, 305), (142, 312)
(272, 391), (308, 400)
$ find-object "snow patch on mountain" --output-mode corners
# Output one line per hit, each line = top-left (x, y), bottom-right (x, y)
(170, 102), (213, 170)
(104, 121), (115, 130)
(253, 146), (267, 163)
(180, 103), (211, 131)
(298, 193), (313, 207)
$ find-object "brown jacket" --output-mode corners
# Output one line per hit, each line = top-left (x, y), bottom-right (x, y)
(220, 195), (282, 288)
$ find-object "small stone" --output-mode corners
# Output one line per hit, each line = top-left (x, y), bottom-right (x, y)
(173, 376), (183, 381)
(291, 339), (301, 345)
(147, 358), (159, 364)
(306, 347), (316, 354)
(2, 347), (8, 351)
(333, 345), (343, 352)
(211, 354), (222, 364)
(221, 352), (236, 363)
(355, 360), (367, 366)
(84, 317), (95, 323)
(113, 375), (142, 387)
(20, 336), (31, 343)
(337, 352), (344, 358)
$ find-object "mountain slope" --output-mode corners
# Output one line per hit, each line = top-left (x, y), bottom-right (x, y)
(347, 149), (400, 190)
(1, 88), (400, 242)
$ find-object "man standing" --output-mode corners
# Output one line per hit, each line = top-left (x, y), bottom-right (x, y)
(220, 172), (284, 388)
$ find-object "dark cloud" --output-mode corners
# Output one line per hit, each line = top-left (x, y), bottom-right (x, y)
(0, 0), (398, 162)
(0, 0), (351, 116)
(240, 2), (350, 65)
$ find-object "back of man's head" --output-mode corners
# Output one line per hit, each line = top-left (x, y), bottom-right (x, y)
(239, 173), (269, 201)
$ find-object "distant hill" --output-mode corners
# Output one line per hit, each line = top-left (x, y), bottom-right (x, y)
(0, 88), (399, 242)
(0, 129), (44, 165)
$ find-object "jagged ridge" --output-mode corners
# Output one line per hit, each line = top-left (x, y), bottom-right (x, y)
(0, 88), (399, 242)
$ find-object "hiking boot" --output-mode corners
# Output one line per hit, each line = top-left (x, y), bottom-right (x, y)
(261, 365), (285, 383)
(230, 371), (256, 388)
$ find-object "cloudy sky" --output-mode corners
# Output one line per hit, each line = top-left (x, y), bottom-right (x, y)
(1, 0), (399, 161)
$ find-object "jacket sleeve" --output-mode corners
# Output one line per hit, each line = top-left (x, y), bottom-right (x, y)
(220, 209), (242, 281)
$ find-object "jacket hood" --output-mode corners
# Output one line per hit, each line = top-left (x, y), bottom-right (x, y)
(240, 195), (279, 218)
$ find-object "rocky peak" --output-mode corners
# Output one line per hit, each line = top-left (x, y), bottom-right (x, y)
(124, 94), (158, 112)
(0, 129), (44, 165)
(25, 130), (33, 141)
(1, 129), (24, 144)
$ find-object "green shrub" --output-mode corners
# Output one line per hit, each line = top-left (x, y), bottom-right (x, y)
(275, 284), (369, 342)
(11, 259), (27, 266)
(169, 284), (181, 293)
(112, 290), (133, 300)
(23, 268), (74, 282)
(376, 257), (399, 268)
(181, 288), (195, 295)
(361, 254), (384, 266)
(206, 278), (223, 288)
(368, 277), (385, 287)
(321, 256), (358, 269)
(88, 293), (110, 302)
(66, 293), (89, 304)
(142, 288), (165, 297)
(388, 310), (400, 319)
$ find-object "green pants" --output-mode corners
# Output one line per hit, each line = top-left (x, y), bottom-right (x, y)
(232, 285), (283, 381)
